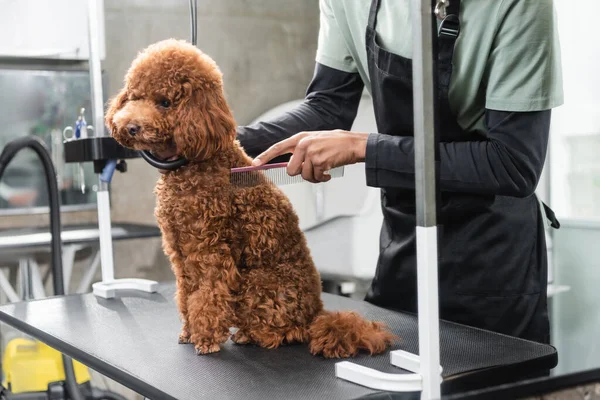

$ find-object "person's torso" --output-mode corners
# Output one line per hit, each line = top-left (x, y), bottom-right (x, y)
(355, 0), (552, 342)
(323, 0), (561, 135)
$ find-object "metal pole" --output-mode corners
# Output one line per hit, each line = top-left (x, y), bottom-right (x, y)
(88, 0), (105, 138)
(87, 0), (115, 284)
(413, 0), (438, 228)
(412, 0), (442, 398)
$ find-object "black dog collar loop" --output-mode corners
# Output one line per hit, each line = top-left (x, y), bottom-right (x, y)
(139, 150), (189, 171)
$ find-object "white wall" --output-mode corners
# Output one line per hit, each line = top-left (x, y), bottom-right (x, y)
(0, 0), (105, 60)
(549, 0), (600, 219)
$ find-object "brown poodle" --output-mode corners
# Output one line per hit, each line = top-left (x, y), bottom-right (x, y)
(106, 39), (396, 357)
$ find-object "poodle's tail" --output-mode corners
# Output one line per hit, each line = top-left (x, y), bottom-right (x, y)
(308, 310), (398, 358)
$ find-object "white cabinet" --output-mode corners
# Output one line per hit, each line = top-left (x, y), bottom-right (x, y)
(0, 0), (105, 60)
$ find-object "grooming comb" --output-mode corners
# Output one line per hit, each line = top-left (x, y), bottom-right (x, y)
(230, 162), (344, 187)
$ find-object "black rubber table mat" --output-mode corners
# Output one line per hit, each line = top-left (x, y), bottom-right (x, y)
(0, 283), (556, 400)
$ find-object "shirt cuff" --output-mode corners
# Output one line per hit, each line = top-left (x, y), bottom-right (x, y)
(364, 133), (416, 189)
(365, 133), (380, 187)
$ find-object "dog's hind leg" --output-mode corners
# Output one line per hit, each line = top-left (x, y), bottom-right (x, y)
(233, 266), (320, 349)
(230, 329), (252, 345)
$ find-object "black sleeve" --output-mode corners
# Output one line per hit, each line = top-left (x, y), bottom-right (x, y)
(236, 63), (365, 159)
(365, 109), (551, 197)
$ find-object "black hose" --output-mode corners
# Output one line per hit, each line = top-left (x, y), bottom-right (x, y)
(0, 136), (64, 295)
(0, 136), (83, 400)
(62, 357), (85, 400)
(90, 387), (129, 400)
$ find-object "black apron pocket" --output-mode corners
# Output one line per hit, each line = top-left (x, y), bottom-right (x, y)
(447, 292), (549, 343)
(442, 195), (542, 296)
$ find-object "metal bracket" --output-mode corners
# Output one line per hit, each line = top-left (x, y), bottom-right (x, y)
(336, 349), (443, 392)
(434, 0), (450, 19)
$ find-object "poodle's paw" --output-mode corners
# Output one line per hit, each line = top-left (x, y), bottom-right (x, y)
(231, 330), (252, 345)
(194, 342), (221, 355)
(178, 329), (191, 344)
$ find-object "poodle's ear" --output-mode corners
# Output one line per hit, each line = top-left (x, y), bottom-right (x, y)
(174, 82), (236, 161)
(105, 88), (128, 135)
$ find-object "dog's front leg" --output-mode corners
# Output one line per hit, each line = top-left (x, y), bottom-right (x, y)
(161, 238), (193, 344)
(186, 250), (239, 355)
(175, 274), (192, 344)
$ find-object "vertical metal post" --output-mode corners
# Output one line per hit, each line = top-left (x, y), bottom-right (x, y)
(413, 0), (439, 228)
(412, 0), (442, 399)
(19, 259), (32, 301)
(87, 0), (115, 283)
(88, 0), (105, 139)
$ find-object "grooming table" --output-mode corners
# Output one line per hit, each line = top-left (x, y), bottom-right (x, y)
(0, 283), (557, 399)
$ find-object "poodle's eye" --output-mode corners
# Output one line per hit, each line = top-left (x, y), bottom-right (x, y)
(158, 99), (171, 109)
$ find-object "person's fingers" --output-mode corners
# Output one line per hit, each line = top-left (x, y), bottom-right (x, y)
(301, 159), (317, 183)
(313, 165), (332, 182)
(252, 140), (294, 166)
(287, 138), (309, 175)
(252, 133), (306, 166)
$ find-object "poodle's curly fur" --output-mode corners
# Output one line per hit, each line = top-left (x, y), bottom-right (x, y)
(107, 39), (396, 357)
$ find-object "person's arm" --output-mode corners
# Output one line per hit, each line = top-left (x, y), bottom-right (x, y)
(253, 0), (564, 191)
(236, 63), (364, 159)
(366, 0), (563, 196)
(366, 109), (550, 197)
(251, 111), (551, 190)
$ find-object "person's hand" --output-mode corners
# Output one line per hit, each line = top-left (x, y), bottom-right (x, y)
(252, 130), (368, 183)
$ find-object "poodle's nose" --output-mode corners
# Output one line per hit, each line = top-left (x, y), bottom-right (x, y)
(127, 124), (140, 136)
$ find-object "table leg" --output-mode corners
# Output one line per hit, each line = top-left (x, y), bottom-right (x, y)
(18, 258), (33, 300)
(28, 257), (47, 299)
(62, 245), (78, 294)
(0, 266), (19, 303)
(76, 248), (101, 294)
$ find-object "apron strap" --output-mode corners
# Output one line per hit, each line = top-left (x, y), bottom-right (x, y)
(433, 0), (462, 216)
(367, 0), (381, 30)
(536, 195), (561, 230)
(445, 0), (460, 18)
(437, 0), (461, 97)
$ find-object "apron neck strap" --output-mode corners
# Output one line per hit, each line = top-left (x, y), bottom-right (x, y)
(367, 0), (382, 30)
(438, 0), (461, 39)
(446, 0), (460, 17)
(369, 0), (461, 38)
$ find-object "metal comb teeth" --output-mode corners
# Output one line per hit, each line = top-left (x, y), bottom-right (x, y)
(230, 162), (344, 187)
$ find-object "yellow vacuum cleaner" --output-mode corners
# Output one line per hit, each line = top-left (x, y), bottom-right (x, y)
(2, 339), (90, 395)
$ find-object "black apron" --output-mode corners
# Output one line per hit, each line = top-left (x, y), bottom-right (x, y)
(363, 0), (552, 344)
